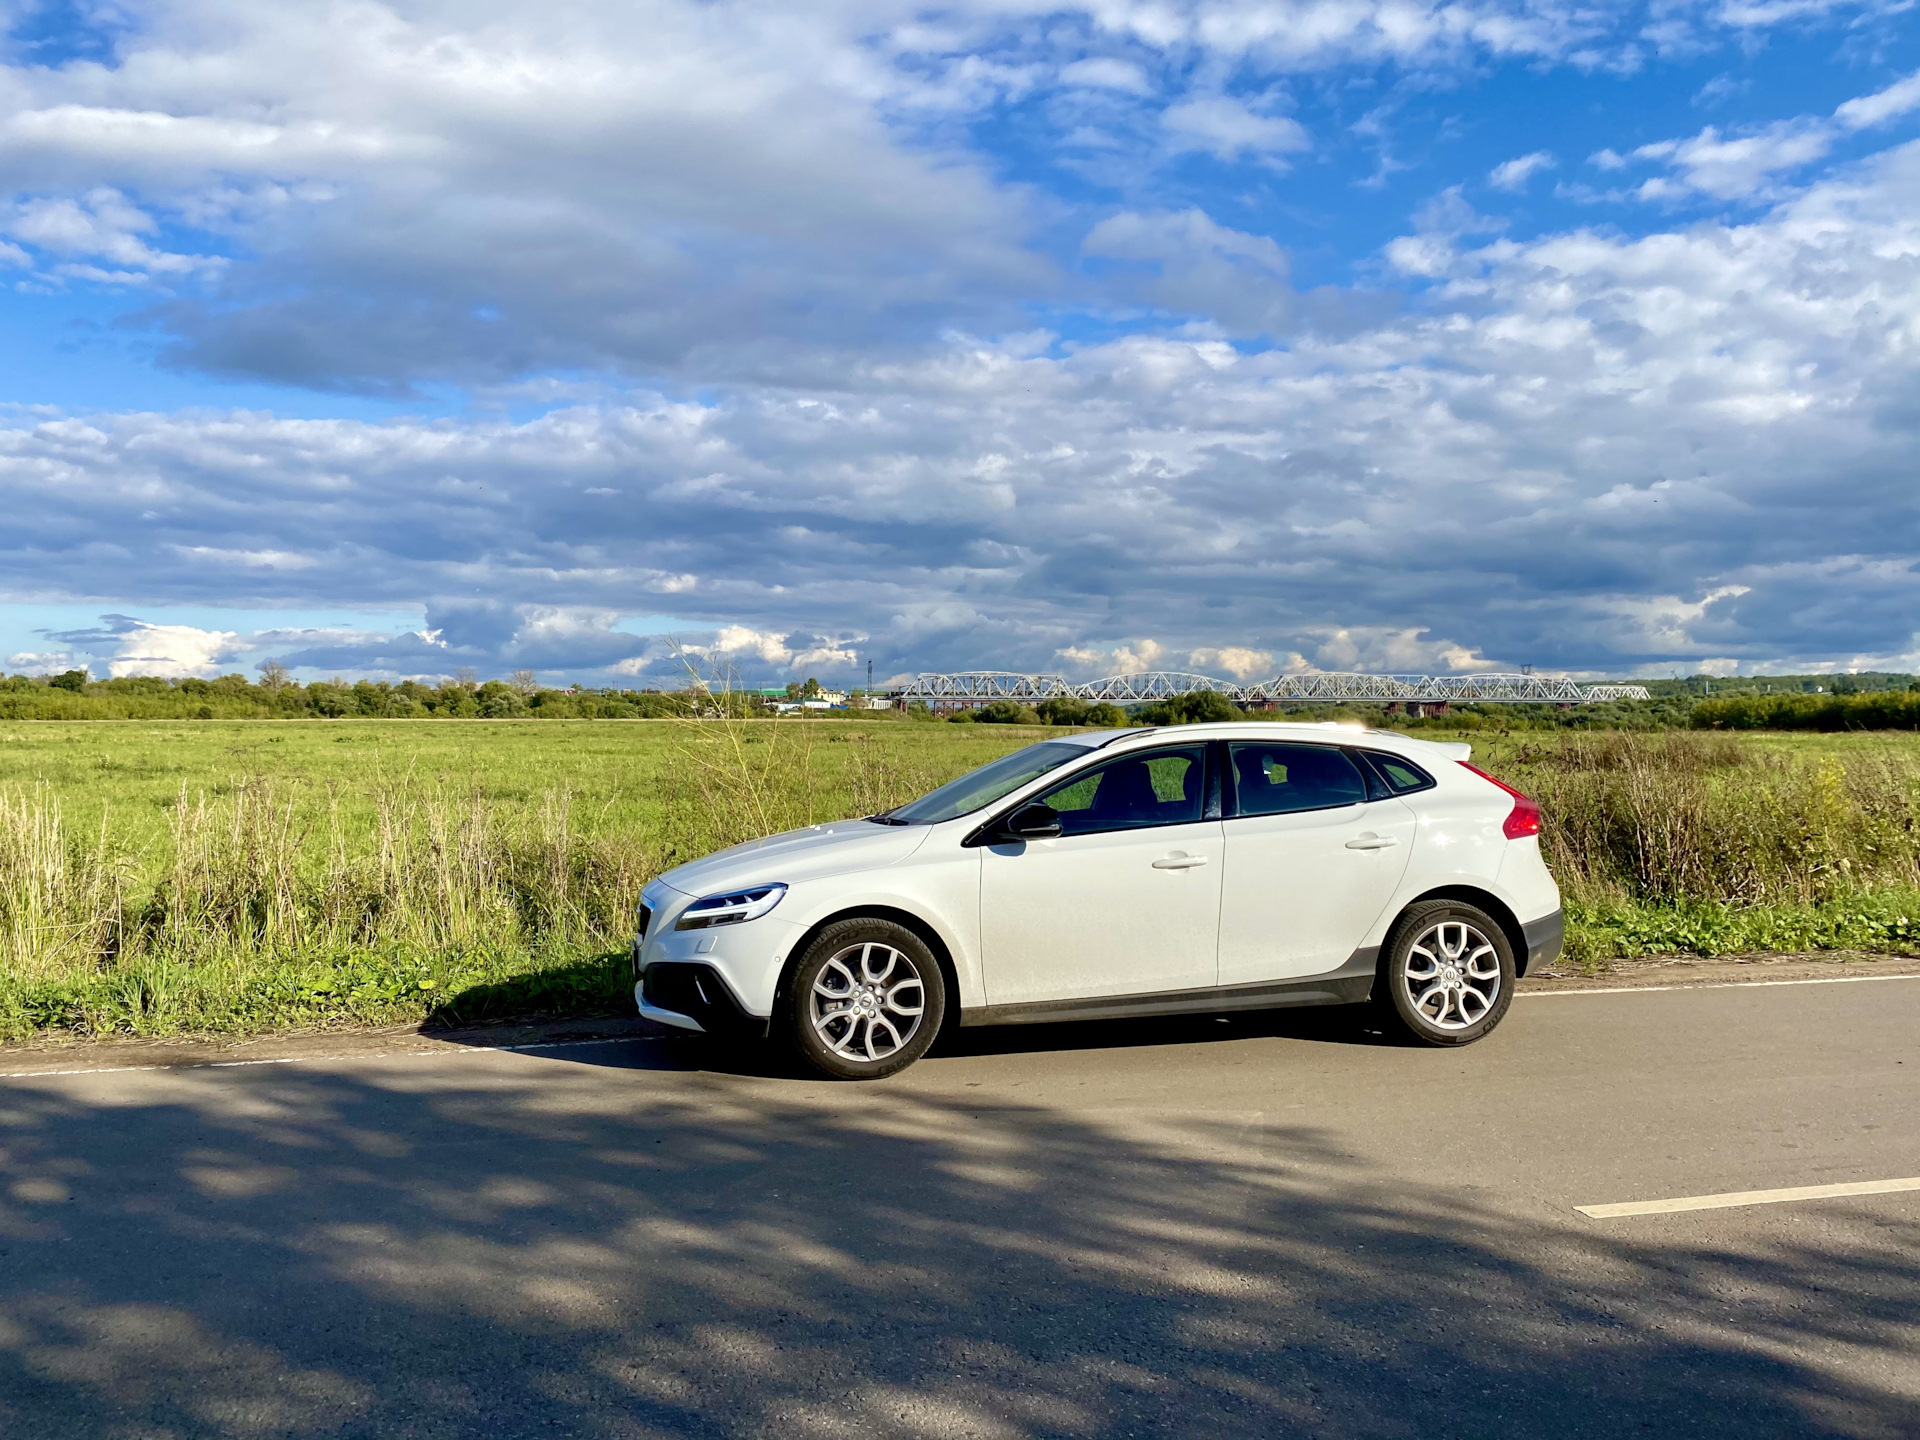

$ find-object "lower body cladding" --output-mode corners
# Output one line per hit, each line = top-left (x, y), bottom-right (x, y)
(632, 904), (1567, 1038)
(636, 957), (771, 1038)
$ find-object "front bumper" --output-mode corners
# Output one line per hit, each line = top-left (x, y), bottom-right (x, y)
(634, 959), (769, 1037)
(1522, 907), (1565, 974)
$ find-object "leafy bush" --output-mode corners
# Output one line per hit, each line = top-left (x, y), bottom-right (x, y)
(969, 700), (1043, 724)
(1034, 697), (1128, 727)
(1693, 690), (1920, 731)
(1136, 690), (1241, 725)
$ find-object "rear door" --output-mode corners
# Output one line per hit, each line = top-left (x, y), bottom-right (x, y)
(979, 744), (1223, 1006)
(1217, 741), (1415, 985)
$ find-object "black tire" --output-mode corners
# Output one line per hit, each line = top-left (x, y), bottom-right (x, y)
(783, 918), (946, 1080)
(1374, 899), (1515, 1047)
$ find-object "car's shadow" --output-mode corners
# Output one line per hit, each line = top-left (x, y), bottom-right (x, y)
(535, 998), (1394, 1078)
(933, 998), (1394, 1060)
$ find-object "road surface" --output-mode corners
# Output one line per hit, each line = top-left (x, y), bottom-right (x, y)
(2, 977), (1916, 1438)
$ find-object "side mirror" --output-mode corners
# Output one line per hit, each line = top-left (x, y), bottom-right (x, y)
(1000, 802), (1061, 841)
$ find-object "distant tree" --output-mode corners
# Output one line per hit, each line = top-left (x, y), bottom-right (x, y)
(258, 658), (291, 692)
(801, 677), (822, 698)
(1137, 690), (1241, 726)
(306, 682), (351, 718)
(972, 700), (1042, 724)
(454, 667), (478, 691)
(351, 679), (392, 716)
(475, 680), (527, 718)
(48, 669), (89, 692)
(510, 668), (538, 696)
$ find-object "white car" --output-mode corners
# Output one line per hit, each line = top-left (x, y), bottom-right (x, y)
(632, 722), (1563, 1078)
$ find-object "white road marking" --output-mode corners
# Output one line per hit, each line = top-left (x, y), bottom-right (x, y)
(0, 1034), (656, 1080)
(1521, 972), (1920, 998)
(1577, 1176), (1920, 1218)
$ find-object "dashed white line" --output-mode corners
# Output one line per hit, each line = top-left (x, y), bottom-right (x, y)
(1577, 1176), (1920, 1218)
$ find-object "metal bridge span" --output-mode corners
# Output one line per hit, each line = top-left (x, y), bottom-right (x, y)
(894, 670), (1651, 706)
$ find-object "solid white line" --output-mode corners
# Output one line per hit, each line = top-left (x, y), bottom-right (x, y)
(0, 1033), (657, 1081)
(1521, 972), (1920, 998)
(1578, 1176), (1920, 1218)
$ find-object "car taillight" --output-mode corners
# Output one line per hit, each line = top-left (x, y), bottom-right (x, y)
(1459, 762), (1543, 840)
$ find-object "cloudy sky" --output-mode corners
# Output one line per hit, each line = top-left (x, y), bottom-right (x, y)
(2, 0), (1917, 686)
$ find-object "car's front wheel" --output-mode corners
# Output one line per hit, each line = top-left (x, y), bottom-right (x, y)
(784, 919), (946, 1079)
(1376, 900), (1515, 1047)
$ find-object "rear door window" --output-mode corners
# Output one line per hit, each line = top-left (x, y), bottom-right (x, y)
(1228, 743), (1367, 816)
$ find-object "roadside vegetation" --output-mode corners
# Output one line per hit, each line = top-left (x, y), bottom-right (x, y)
(0, 720), (1916, 1043)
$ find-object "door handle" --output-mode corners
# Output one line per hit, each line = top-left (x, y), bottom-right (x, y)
(1344, 834), (1399, 850)
(1152, 853), (1210, 869)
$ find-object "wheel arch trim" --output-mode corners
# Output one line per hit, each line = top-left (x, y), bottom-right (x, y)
(1391, 885), (1533, 977)
(774, 904), (965, 1035)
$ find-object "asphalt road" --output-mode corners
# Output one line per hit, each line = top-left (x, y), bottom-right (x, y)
(2, 978), (1916, 1439)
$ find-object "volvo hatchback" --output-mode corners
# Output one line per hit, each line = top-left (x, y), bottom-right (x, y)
(632, 722), (1563, 1078)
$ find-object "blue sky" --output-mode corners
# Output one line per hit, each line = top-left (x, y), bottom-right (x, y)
(2, 0), (1918, 686)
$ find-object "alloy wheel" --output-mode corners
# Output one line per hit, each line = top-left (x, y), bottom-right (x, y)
(1401, 919), (1502, 1030)
(809, 942), (927, 1063)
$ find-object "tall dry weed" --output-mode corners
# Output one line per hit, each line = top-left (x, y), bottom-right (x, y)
(0, 785), (126, 976)
(1503, 733), (1920, 909)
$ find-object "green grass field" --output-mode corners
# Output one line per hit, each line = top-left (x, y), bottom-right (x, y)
(2, 719), (1916, 1043)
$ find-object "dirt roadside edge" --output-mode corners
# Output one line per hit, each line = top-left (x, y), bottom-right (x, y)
(3, 951), (1917, 1076)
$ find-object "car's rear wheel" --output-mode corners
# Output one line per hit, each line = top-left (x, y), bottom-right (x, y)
(784, 918), (946, 1080)
(1376, 900), (1515, 1047)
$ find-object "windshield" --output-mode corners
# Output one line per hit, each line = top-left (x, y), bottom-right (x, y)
(885, 741), (1089, 824)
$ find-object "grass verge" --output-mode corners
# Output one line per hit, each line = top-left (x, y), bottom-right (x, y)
(2, 724), (1918, 1041)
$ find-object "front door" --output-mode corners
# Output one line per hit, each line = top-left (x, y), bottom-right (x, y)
(980, 744), (1223, 1006)
(1217, 741), (1416, 985)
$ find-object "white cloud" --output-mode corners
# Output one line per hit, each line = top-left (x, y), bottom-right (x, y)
(690, 625), (861, 674)
(7, 650), (73, 671)
(1187, 646), (1274, 679)
(1618, 67), (1920, 201)
(3, 188), (222, 280)
(1056, 639), (1168, 676)
(1082, 209), (1294, 334)
(1161, 95), (1309, 163)
(40, 616), (246, 678)
(1489, 151), (1555, 191)
(1060, 58), (1152, 94)
(1834, 70), (1920, 130)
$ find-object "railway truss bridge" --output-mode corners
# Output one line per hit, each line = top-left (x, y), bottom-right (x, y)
(892, 670), (1651, 715)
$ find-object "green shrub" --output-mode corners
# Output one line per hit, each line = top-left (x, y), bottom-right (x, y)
(1136, 690), (1240, 725)
(1693, 690), (1920, 731)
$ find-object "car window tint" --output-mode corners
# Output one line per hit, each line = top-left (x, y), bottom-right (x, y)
(1369, 754), (1434, 793)
(1038, 746), (1206, 835)
(1230, 743), (1366, 816)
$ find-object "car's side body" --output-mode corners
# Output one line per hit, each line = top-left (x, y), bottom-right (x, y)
(632, 721), (1562, 1039)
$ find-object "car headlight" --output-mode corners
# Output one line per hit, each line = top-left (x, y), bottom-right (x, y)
(674, 883), (788, 931)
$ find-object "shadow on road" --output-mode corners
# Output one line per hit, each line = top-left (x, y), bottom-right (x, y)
(0, 1051), (1913, 1438)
